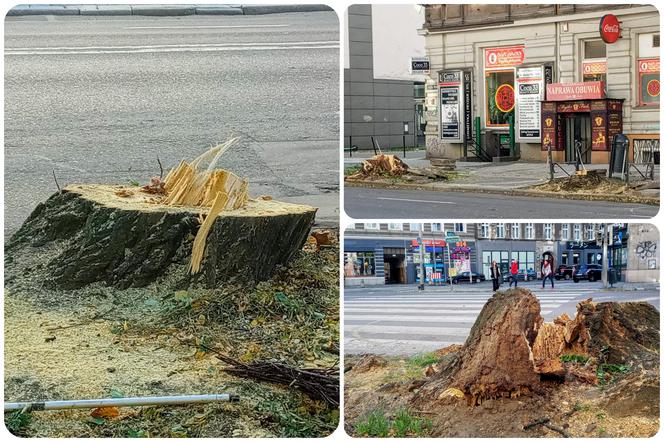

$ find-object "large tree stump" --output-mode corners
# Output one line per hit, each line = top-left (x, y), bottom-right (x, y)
(6, 184), (316, 289)
(418, 289), (543, 406)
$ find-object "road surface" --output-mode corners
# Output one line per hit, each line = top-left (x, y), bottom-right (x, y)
(4, 12), (339, 234)
(344, 280), (660, 355)
(344, 187), (658, 219)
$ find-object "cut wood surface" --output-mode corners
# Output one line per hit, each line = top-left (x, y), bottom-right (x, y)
(348, 154), (409, 178)
(8, 184), (316, 289)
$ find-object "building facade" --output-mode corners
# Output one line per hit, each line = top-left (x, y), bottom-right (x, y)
(344, 5), (426, 150)
(421, 4), (659, 164)
(344, 222), (476, 285)
(625, 223), (659, 282)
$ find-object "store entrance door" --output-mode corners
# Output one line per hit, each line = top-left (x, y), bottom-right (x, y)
(564, 114), (592, 164)
(383, 248), (406, 284)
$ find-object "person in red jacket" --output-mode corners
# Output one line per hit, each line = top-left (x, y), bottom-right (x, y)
(509, 259), (519, 287)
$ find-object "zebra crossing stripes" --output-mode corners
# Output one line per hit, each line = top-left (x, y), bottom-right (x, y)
(344, 287), (599, 356)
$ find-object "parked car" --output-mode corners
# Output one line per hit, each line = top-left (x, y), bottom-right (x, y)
(452, 271), (486, 284)
(573, 264), (602, 282)
(505, 269), (537, 283)
(555, 265), (576, 280)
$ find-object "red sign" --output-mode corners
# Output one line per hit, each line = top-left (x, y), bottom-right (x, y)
(599, 14), (621, 44)
(639, 58), (660, 73)
(485, 45), (525, 68)
(647, 79), (660, 97)
(411, 239), (446, 248)
(495, 84), (515, 112)
(546, 82), (606, 101)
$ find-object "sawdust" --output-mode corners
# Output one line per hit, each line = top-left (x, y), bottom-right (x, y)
(531, 174), (632, 195)
(4, 235), (339, 437)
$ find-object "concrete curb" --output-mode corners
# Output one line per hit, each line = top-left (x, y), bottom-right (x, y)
(6, 4), (333, 17)
(345, 179), (661, 207)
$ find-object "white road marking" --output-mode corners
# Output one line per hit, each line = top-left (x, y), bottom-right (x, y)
(6, 41), (338, 51)
(126, 25), (291, 29)
(6, 44), (339, 56)
(376, 197), (456, 205)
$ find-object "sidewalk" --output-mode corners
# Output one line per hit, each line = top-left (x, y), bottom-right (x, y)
(345, 151), (660, 204)
(6, 4), (332, 16)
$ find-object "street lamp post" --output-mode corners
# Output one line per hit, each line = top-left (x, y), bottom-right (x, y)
(418, 228), (425, 291)
(602, 223), (609, 288)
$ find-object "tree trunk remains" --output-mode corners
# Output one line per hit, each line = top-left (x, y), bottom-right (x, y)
(415, 289), (659, 407)
(6, 184), (316, 289)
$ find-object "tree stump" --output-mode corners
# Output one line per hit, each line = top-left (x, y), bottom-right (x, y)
(6, 184), (316, 289)
(417, 289), (544, 406)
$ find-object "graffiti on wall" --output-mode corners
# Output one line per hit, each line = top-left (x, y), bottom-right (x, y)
(633, 139), (660, 164)
(635, 240), (657, 260)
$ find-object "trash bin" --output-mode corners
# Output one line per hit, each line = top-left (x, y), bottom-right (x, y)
(608, 268), (617, 286)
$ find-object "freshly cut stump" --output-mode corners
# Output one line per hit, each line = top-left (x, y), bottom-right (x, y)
(7, 184), (316, 289)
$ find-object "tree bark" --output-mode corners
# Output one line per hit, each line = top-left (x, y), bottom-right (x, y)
(6, 184), (316, 289)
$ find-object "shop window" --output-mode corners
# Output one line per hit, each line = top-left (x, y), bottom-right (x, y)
(561, 252), (569, 265)
(582, 40), (606, 83)
(485, 70), (515, 126)
(572, 252), (580, 265)
(638, 58), (660, 108)
(344, 252), (376, 277)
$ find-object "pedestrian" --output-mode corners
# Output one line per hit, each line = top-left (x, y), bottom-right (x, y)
(542, 258), (554, 289)
(509, 259), (519, 288)
(490, 260), (501, 291)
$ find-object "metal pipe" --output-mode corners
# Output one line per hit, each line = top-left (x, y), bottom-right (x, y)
(5, 394), (239, 412)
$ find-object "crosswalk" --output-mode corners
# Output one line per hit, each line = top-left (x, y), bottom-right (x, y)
(344, 284), (602, 356)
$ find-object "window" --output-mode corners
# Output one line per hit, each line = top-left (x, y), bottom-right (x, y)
(582, 40), (607, 83)
(454, 223), (466, 233)
(586, 224), (595, 241)
(561, 252), (569, 265)
(431, 222), (443, 232)
(573, 224), (581, 241)
(544, 223), (553, 240)
(496, 223), (505, 238)
(485, 70), (515, 126)
(388, 223), (403, 231)
(525, 223), (534, 239)
(410, 223), (422, 232)
(561, 223), (569, 240)
(511, 223), (520, 239)
(364, 223), (379, 230)
(510, 251), (535, 273)
(414, 83), (425, 99)
(638, 34), (660, 107)
(344, 252), (376, 277)
(480, 223), (490, 238)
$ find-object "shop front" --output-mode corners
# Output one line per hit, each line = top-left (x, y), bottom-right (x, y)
(422, 5), (659, 164)
(541, 82), (624, 164)
(344, 238), (414, 286)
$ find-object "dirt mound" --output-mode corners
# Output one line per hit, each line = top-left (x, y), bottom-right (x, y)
(347, 154), (408, 179)
(351, 355), (388, 373)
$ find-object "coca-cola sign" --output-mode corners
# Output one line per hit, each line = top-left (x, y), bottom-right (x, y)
(599, 14), (621, 44)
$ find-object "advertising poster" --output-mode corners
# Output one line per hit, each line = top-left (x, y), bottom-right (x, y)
(438, 71), (462, 141)
(516, 66), (544, 142)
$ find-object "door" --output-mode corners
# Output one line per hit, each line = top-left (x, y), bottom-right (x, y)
(383, 249), (406, 284)
(564, 114), (592, 164)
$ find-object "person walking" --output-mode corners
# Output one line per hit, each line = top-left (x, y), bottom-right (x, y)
(542, 258), (554, 289)
(490, 260), (501, 291)
(509, 259), (519, 288)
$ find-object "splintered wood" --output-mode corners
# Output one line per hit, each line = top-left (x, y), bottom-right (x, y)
(161, 139), (250, 273)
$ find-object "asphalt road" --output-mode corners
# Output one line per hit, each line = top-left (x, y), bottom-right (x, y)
(344, 280), (660, 355)
(4, 12), (339, 234)
(344, 187), (658, 219)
